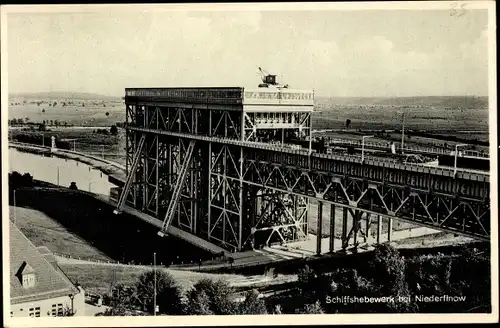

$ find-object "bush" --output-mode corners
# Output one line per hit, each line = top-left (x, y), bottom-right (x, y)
(238, 290), (267, 314)
(110, 125), (118, 136)
(135, 270), (184, 315)
(295, 301), (324, 314)
(186, 279), (237, 315)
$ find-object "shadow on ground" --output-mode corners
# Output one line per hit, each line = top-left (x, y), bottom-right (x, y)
(10, 187), (212, 266)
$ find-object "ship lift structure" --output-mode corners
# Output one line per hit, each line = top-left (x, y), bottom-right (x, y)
(112, 72), (490, 254)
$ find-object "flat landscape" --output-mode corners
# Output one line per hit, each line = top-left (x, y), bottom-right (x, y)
(8, 93), (490, 168)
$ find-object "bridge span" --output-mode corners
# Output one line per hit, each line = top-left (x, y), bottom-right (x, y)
(112, 87), (490, 255)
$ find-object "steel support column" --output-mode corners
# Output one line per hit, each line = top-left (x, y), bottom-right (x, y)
(329, 203), (335, 253)
(317, 202), (323, 255)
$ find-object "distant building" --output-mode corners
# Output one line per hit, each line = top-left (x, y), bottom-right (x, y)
(9, 222), (85, 318)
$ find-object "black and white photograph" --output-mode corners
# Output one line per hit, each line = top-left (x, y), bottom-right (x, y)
(2, 2), (497, 326)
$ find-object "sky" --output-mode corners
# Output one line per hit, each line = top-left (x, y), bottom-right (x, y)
(6, 7), (490, 97)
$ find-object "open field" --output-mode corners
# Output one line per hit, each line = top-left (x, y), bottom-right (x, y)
(9, 128), (127, 165)
(8, 102), (125, 127)
(8, 94), (489, 164)
(313, 96), (489, 146)
(314, 95), (489, 131)
(8, 92), (124, 127)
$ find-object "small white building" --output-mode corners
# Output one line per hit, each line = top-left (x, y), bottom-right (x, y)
(9, 222), (85, 317)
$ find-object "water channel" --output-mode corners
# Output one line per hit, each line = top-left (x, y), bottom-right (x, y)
(9, 148), (113, 195)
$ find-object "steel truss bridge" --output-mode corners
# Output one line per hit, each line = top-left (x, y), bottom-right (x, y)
(114, 87), (490, 254)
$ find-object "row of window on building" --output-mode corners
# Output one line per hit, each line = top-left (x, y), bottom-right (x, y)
(244, 91), (313, 100)
(11, 303), (64, 317)
(126, 88), (243, 100)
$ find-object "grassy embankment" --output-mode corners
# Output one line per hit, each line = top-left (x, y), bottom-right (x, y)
(9, 205), (254, 295)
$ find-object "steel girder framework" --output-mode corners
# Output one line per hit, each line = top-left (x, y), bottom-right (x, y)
(123, 102), (490, 253)
(124, 102), (313, 251)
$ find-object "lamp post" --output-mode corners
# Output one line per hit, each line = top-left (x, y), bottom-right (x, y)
(361, 135), (374, 163)
(454, 144), (468, 176)
(153, 252), (157, 316)
(397, 111), (406, 154)
(13, 189), (16, 226)
(56, 167), (60, 186)
(68, 293), (74, 316)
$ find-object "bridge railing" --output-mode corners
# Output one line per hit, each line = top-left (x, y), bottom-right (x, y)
(328, 137), (489, 158)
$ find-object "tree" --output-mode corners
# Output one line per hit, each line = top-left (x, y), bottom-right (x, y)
(39, 123), (47, 131)
(69, 182), (78, 190)
(186, 279), (237, 315)
(345, 119), (351, 129)
(104, 284), (142, 316)
(295, 301), (324, 314)
(238, 290), (267, 314)
(135, 270), (184, 315)
(297, 265), (319, 303)
(369, 244), (417, 313)
(187, 290), (213, 315)
(42, 108), (46, 113)
(110, 125), (118, 135)
(106, 112), (110, 116)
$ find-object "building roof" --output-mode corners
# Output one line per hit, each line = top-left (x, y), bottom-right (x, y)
(17, 261), (35, 275)
(10, 222), (79, 304)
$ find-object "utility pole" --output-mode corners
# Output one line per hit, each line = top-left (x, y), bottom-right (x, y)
(454, 144), (468, 177)
(57, 167), (60, 186)
(401, 112), (405, 154)
(361, 135), (374, 163)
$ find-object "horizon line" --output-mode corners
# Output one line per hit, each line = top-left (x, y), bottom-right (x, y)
(8, 91), (489, 99)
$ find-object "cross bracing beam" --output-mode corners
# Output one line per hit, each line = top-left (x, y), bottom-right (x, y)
(158, 140), (196, 235)
(114, 134), (146, 214)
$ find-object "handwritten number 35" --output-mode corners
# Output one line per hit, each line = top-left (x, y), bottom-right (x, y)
(450, 3), (467, 17)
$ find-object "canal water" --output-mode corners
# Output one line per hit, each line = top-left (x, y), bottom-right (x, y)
(9, 148), (112, 195)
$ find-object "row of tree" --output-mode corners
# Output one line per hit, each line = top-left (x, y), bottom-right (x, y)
(98, 243), (489, 315)
(8, 118), (73, 127)
(99, 271), (270, 316)
(94, 125), (119, 135)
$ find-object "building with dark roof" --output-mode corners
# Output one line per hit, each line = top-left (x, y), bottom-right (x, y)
(9, 221), (85, 317)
